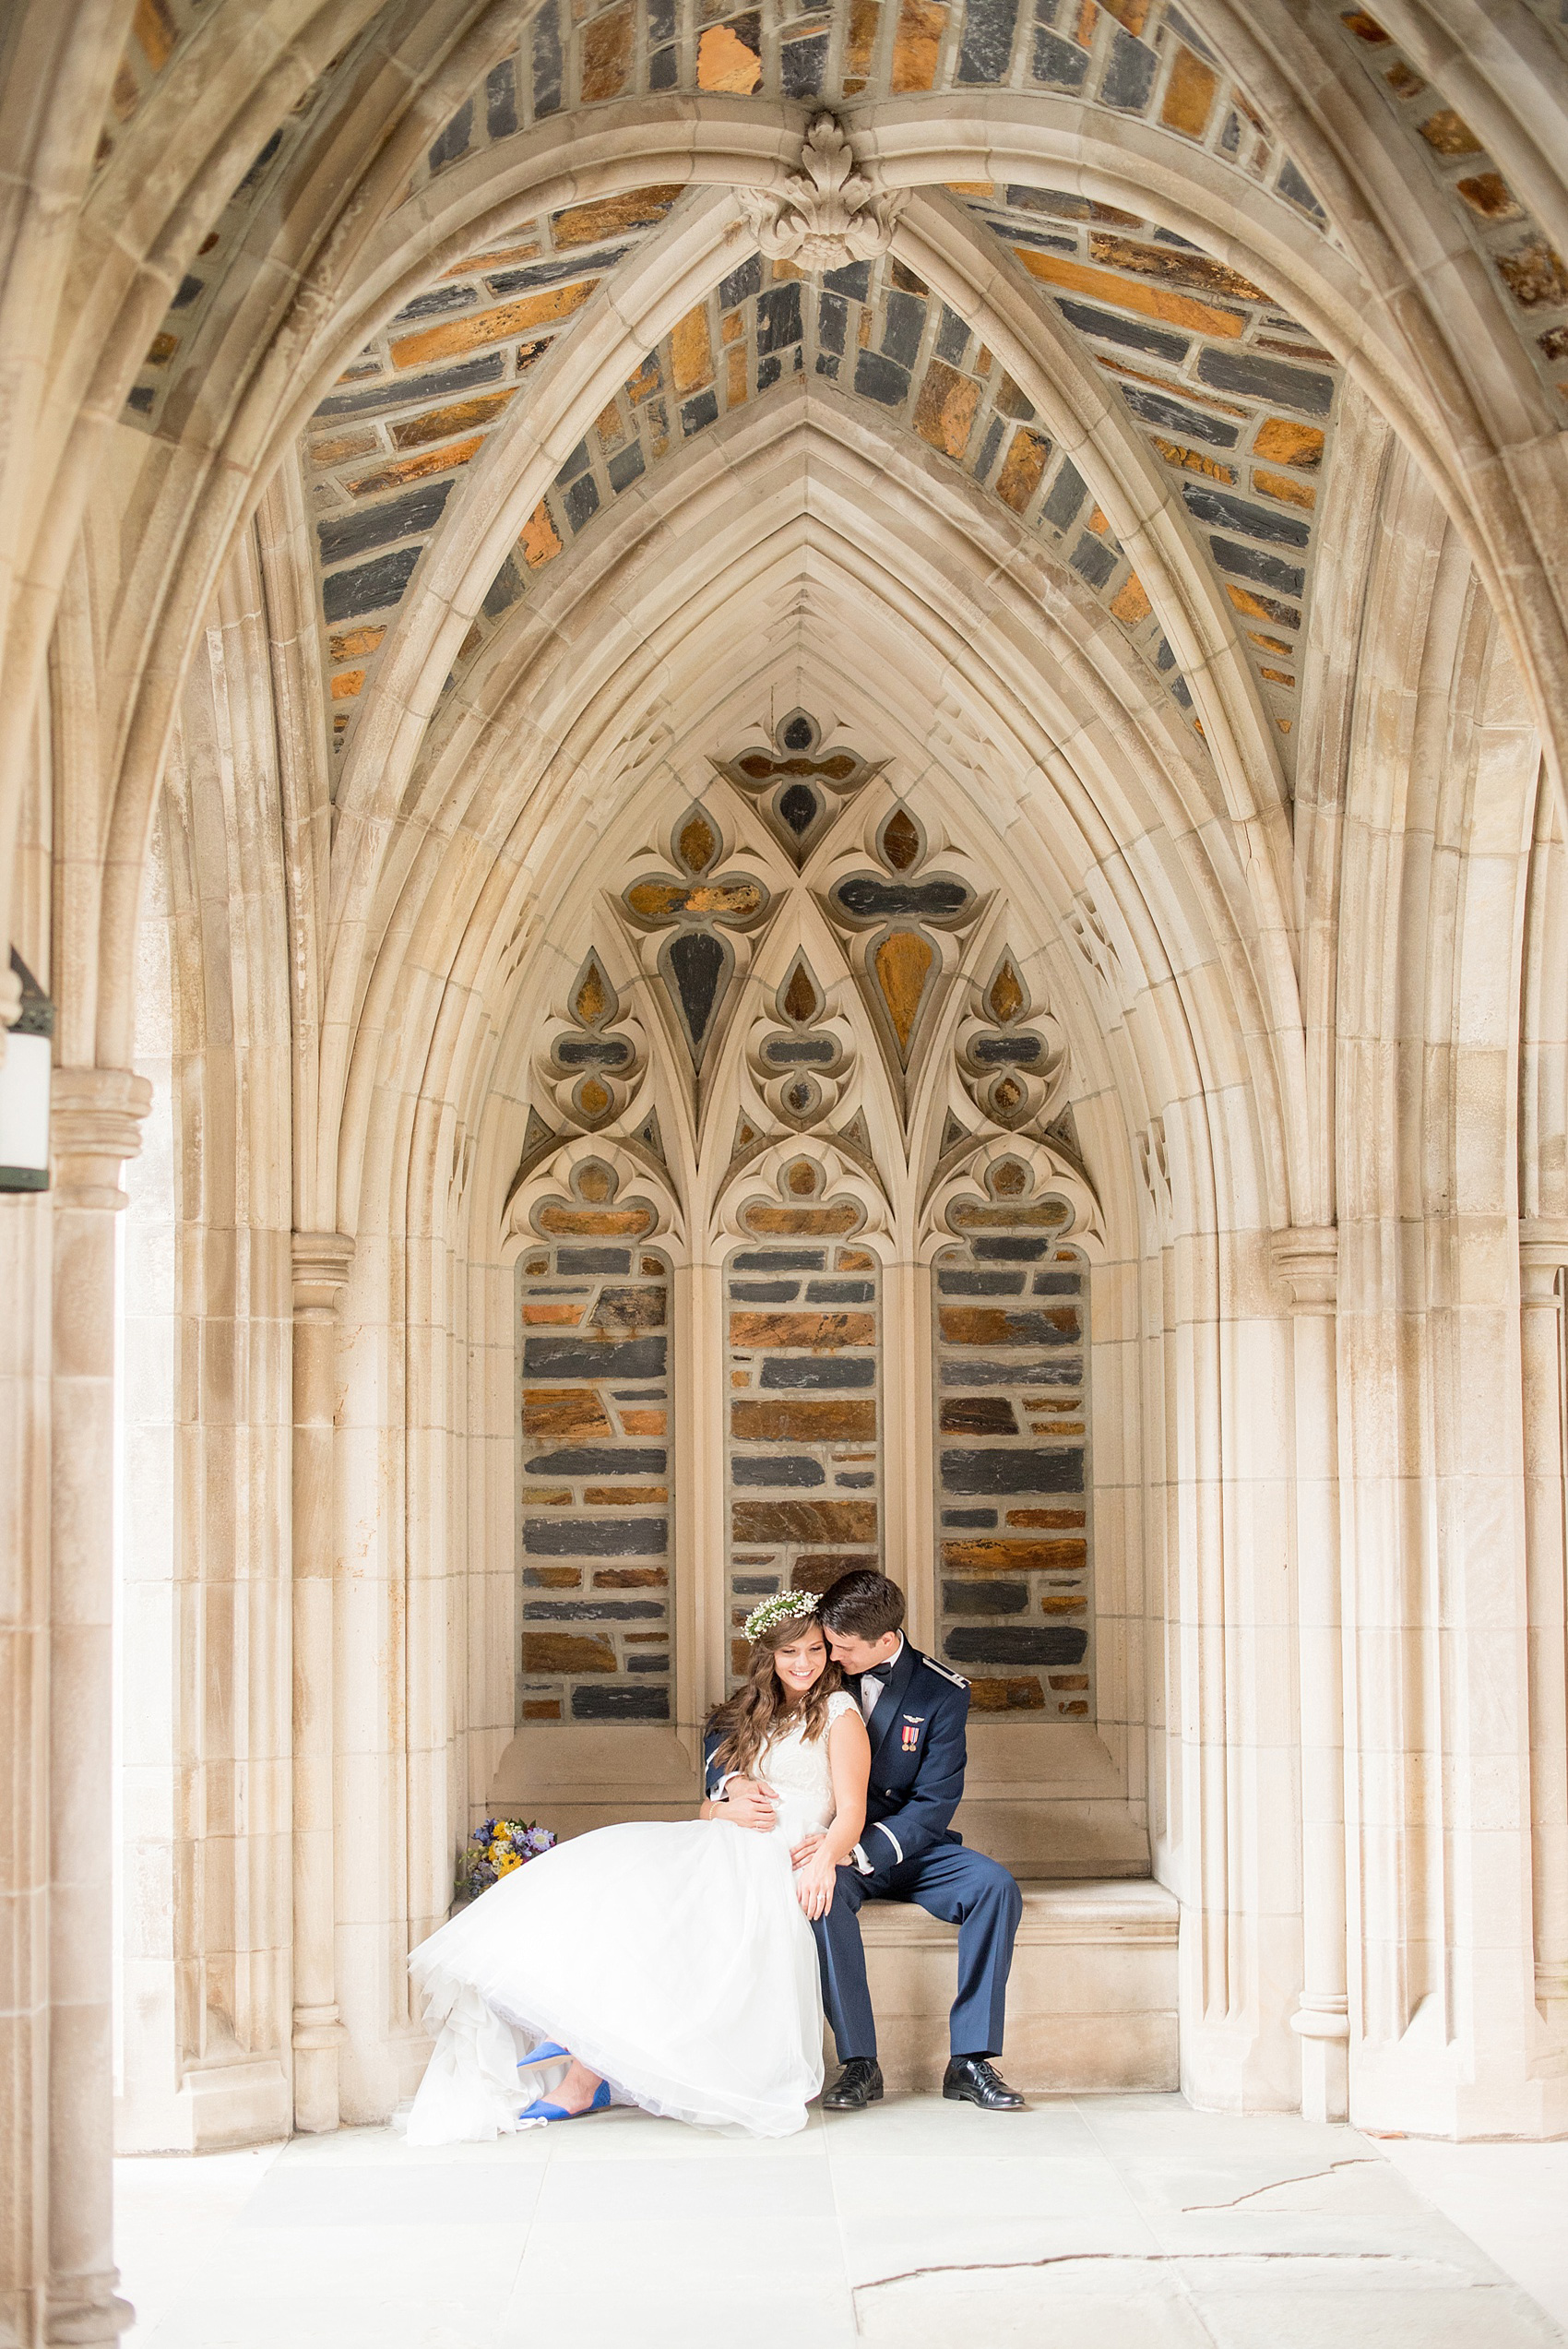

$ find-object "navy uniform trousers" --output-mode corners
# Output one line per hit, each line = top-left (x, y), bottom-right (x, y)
(811, 1844), (1023, 2061)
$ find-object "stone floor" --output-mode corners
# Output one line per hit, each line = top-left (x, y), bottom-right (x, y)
(115, 2094), (1568, 2348)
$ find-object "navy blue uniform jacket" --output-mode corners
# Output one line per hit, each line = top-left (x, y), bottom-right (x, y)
(704, 1640), (969, 1874)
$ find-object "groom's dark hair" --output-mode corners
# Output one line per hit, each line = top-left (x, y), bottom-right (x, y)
(818, 1569), (906, 1640)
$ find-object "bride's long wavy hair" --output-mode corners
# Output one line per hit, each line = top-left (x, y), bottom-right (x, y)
(707, 1609), (844, 1783)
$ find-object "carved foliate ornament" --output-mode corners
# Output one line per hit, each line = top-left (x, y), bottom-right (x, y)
(955, 952), (1069, 1132)
(746, 952), (856, 1130)
(739, 115), (904, 276)
(538, 949), (647, 1131)
(710, 709), (884, 867)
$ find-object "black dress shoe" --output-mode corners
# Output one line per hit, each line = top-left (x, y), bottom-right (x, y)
(943, 2056), (1025, 2110)
(823, 2057), (885, 2111)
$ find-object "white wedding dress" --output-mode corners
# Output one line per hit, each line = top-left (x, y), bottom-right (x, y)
(403, 1689), (858, 2143)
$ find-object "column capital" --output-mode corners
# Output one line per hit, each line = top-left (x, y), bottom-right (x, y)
(1270, 1224), (1337, 1316)
(50, 1066), (153, 1209)
(1519, 1218), (1568, 1291)
(291, 1229), (354, 1315)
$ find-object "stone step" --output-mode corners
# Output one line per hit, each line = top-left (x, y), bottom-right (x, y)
(854, 1878), (1179, 2097)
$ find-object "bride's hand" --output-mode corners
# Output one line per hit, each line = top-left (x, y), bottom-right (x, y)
(793, 1854), (837, 1922)
(719, 1778), (779, 1833)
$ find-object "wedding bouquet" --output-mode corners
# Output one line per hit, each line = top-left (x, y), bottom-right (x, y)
(459, 1817), (555, 1901)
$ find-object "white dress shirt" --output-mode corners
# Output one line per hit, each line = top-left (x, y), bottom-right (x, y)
(851, 1637), (905, 1874)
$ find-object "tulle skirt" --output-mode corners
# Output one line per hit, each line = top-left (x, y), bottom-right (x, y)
(404, 1812), (825, 2143)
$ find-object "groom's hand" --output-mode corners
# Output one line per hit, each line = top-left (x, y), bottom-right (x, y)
(790, 1831), (825, 1867)
(721, 1777), (778, 1831)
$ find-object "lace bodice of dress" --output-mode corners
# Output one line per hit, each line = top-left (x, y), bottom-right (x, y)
(755, 1690), (859, 1842)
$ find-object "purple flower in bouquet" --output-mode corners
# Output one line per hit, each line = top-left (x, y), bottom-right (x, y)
(458, 1815), (555, 1902)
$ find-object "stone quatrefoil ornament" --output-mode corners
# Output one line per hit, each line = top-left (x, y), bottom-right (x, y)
(739, 114), (905, 277)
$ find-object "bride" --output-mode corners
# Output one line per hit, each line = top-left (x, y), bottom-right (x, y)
(403, 1592), (871, 2140)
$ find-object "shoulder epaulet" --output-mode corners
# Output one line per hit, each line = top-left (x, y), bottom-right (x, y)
(921, 1655), (969, 1690)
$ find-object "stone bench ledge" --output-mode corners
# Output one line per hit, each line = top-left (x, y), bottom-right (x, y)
(858, 1877), (1178, 1947)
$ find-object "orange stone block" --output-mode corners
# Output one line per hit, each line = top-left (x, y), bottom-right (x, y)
(311, 426), (380, 468)
(743, 1203), (861, 1235)
(552, 188), (683, 246)
(133, 0), (176, 70)
(697, 21), (762, 90)
(1418, 106), (1483, 156)
(580, 4), (632, 101)
(1455, 172), (1522, 223)
(391, 281), (594, 368)
(1005, 1510), (1086, 1531)
(727, 343), (748, 407)
(873, 929), (935, 1054)
(732, 1500), (878, 1544)
(845, 0), (880, 79)
(731, 1399), (877, 1441)
(585, 1486), (668, 1507)
(968, 1677), (1046, 1711)
(1226, 580), (1301, 630)
(944, 1539), (1085, 1572)
(1111, 573), (1151, 625)
(913, 359), (982, 458)
(671, 303), (715, 395)
(328, 625), (386, 662)
(1087, 232), (1271, 306)
(891, 0), (945, 90)
(995, 427), (1051, 514)
(348, 435), (484, 496)
(329, 669), (365, 701)
(1497, 239), (1568, 308)
(1098, 0), (1147, 29)
(537, 1206), (654, 1235)
(392, 390), (516, 449)
(1016, 248), (1248, 339)
(443, 236), (540, 278)
(728, 1311), (875, 1349)
(1253, 415), (1325, 468)
(523, 1633), (617, 1674)
(592, 1565), (669, 1586)
(524, 1303), (584, 1325)
(1159, 44), (1217, 139)
(529, 1566), (582, 1588)
(520, 502), (563, 568)
(1150, 434), (1235, 483)
(523, 1699), (563, 1721)
(618, 1408), (668, 1436)
(1041, 1596), (1087, 1616)
(521, 1388), (615, 1440)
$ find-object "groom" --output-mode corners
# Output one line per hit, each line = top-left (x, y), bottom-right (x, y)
(717, 1568), (1026, 2113)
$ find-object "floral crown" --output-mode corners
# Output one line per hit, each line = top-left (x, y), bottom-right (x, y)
(742, 1590), (819, 1642)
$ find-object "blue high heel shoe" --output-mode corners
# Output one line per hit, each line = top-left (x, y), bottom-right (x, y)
(518, 2078), (612, 2123)
(517, 2041), (570, 2069)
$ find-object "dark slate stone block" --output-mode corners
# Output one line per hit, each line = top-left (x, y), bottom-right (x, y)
(719, 256), (763, 311)
(942, 1448), (1085, 1494)
(818, 292), (849, 357)
(730, 1282), (800, 1303)
(1004, 224), (1076, 254)
(563, 472), (600, 531)
(532, 0), (563, 113)
(523, 1598), (666, 1618)
(957, 0), (1018, 81)
(836, 1473), (875, 1489)
(1117, 382), (1238, 447)
(782, 30), (829, 95)
(236, 127), (283, 195)
(1042, 458), (1087, 531)
(1209, 536), (1305, 600)
(647, 0), (675, 40)
(1032, 1272), (1081, 1294)
(943, 1508), (998, 1528)
(935, 304), (969, 365)
(941, 1397), (1018, 1434)
(626, 1653), (671, 1673)
(682, 390), (719, 435)
(760, 1357), (877, 1389)
(882, 291), (926, 369)
(321, 545), (421, 623)
(941, 1358), (1081, 1387)
(732, 1250), (824, 1270)
(1196, 347), (1335, 415)
(1100, 26), (1156, 109)
(757, 352), (783, 391)
(1182, 483), (1310, 550)
(316, 481), (453, 568)
(758, 282), (804, 355)
(557, 1247), (629, 1273)
(946, 1625), (1088, 1665)
(804, 1282), (875, 1304)
(1071, 533), (1118, 590)
(523, 1519), (669, 1556)
(555, 437), (589, 481)
(974, 414), (1005, 481)
(314, 353), (504, 422)
(126, 386), (156, 414)
(1156, 635), (1176, 671)
(172, 272), (205, 309)
(572, 1686), (670, 1722)
(1170, 674), (1194, 708)
(1277, 157), (1327, 221)
(1033, 25), (1088, 86)
(731, 1456), (825, 1486)
(428, 97), (473, 173)
(824, 260), (872, 301)
(393, 284), (477, 324)
(486, 58), (518, 139)
(733, 1576), (780, 1594)
(523, 1335), (667, 1378)
(609, 442), (646, 494)
(526, 1447), (666, 1478)
(612, 1389), (665, 1401)
(944, 1578), (1028, 1615)
(939, 1271), (1026, 1295)
(649, 43), (679, 88)
(1219, 109), (1242, 156)
(972, 1236), (1050, 1260)
(1055, 296), (1188, 365)
(489, 248), (631, 294)
(481, 554), (525, 618)
(853, 350), (910, 407)
(833, 874), (970, 921)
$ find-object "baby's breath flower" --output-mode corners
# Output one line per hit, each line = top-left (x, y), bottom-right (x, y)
(742, 1591), (819, 1642)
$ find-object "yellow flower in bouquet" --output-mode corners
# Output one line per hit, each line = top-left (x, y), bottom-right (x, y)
(493, 1849), (522, 1876)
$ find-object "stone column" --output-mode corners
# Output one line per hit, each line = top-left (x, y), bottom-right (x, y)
(48, 1068), (149, 2345)
(1272, 1227), (1349, 2123)
(1519, 1228), (1568, 2033)
(291, 1232), (353, 2134)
